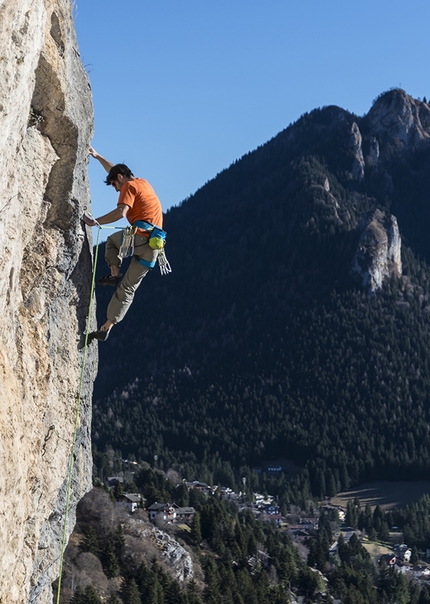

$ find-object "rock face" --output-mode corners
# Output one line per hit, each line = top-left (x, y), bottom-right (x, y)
(349, 122), (365, 180)
(352, 209), (402, 292)
(367, 88), (430, 149)
(144, 527), (194, 582)
(0, 1), (96, 602)
(347, 89), (430, 292)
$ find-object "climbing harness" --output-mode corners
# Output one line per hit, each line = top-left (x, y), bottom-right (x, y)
(133, 219), (166, 248)
(132, 220), (172, 275)
(83, 212), (172, 275)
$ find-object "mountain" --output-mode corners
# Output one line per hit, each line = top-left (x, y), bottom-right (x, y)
(92, 89), (430, 505)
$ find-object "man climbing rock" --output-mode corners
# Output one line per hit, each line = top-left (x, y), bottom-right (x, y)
(83, 146), (164, 342)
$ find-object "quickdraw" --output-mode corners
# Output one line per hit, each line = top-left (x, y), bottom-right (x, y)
(118, 226), (138, 260)
(157, 248), (172, 276)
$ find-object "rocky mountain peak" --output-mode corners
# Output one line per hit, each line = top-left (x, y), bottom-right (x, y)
(367, 88), (430, 149)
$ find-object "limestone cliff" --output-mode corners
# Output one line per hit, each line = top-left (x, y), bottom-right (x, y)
(0, 1), (96, 602)
(352, 209), (402, 293)
(367, 88), (430, 150)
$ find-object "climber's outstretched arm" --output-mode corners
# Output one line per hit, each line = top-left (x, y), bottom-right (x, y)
(89, 146), (114, 173)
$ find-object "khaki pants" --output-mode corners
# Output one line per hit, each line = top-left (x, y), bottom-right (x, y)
(105, 230), (158, 324)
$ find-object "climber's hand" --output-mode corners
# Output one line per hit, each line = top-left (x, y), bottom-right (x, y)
(82, 213), (96, 227)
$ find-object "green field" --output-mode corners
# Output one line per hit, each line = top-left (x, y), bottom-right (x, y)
(330, 481), (430, 511)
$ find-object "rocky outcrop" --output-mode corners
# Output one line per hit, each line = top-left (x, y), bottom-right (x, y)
(352, 209), (402, 292)
(366, 136), (380, 167)
(0, 1), (95, 602)
(349, 122), (365, 180)
(367, 88), (430, 150)
(143, 527), (194, 582)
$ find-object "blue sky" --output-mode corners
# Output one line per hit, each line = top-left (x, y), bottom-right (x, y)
(74, 0), (430, 233)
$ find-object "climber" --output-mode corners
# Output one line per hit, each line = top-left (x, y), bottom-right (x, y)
(83, 146), (164, 342)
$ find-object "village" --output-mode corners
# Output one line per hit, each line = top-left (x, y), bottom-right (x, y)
(107, 467), (430, 587)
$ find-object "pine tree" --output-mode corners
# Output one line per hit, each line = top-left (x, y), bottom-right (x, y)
(80, 526), (99, 556)
(234, 520), (247, 559)
(345, 501), (359, 528)
(70, 585), (102, 604)
(123, 578), (142, 604)
(247, 531), (258, 557)
(186, 579), (201, 604)
(114, 523), (126, 562)
(114, 480), (124, 500)
(411, 544), (420, 564)
(82, 585), (102, 604)
(70, 585), (85, 604)
(379, 567), (409, 604)
(190, 511), (202, 544)
(102, 540), (120, 579)
(175, 481), (190, 507)
(203, 558), (221, 603)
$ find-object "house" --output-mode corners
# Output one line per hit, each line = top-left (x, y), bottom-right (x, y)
(266, 505), (280, 515)
(403, 548), (412, 562)
(107, 476), (124, 487)
(148, 502), (176, 521)
(287, 524), (309, 537)
(379, 554), (397, 567)
(119, 493), (143, 513)
(259, 511), (283, 527)
(395, 543), (412, 562)
(185, 481), (216, 495)
(175, 507), (196, 522)
(288, 529), (309, 538)
(329, 541), (339, 556)
(219, 487), (240, 501)
(322, 504), (345, 522)
(186, 480), (208, 490)
(299, 519), (316, 530)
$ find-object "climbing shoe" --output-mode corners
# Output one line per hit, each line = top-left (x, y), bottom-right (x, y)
(88, 329), (110, 343)
(97, 274), (122, 287)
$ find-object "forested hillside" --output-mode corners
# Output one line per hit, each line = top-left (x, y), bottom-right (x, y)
(60, 476), (430, 604)
(91, 88), (430, 505)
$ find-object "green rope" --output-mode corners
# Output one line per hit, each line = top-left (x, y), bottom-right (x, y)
(55, 225), (101, 604)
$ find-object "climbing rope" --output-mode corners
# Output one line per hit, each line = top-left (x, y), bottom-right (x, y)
(55, 224), (101, 604)
(55, 213), (171, 601)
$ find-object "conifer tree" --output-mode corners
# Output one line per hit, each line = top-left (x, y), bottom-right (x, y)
(186, 579), (201, 604)
(71, 585), (102, 604)
(80, 526), (99, 556)
(114, 523), (126, 562)
(123, 578), (142, 604)
(190, 511), (202, 544)
(102, 540), (120, 579)
(70, 585), (85, 604)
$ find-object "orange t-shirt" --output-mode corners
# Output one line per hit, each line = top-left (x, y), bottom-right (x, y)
(118, 178), (163, 230)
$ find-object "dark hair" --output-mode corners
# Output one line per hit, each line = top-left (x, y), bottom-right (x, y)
(105, 163), (134, 185)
